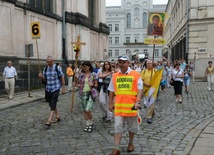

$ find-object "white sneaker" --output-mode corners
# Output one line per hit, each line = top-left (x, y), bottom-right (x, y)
(175, 99), (178, 102)
(179, 99), (182, 103)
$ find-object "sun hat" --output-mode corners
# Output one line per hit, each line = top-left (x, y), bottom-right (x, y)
(118, 55), (129, 61)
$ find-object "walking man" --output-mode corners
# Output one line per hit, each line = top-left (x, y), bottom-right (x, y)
(38, 56), (65, 126)
(108, 55), (143, 155)
(66, 64), (73, 91)
(3, 61), (17, 99)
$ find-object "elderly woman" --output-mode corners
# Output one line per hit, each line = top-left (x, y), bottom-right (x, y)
(73, 61), (98, 132)
(170, 63), (184, 103)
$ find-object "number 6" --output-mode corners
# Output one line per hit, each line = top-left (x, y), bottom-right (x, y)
(32, 24), (39, 35)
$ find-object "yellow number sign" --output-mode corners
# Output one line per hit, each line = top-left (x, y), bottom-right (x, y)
(31, 22), (41, 39)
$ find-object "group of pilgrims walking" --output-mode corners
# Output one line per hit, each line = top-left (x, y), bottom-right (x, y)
(38, 55), (200, 155)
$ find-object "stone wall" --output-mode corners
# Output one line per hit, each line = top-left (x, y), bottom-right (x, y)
(0, 56), (70, 95)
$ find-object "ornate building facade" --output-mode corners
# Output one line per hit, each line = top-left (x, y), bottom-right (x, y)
(0, 0), (109, 93)
(106, 0), (166, 62)
(163, 0), (214, 77)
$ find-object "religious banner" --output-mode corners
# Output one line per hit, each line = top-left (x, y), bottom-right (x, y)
(147, 12), (165, 36)
(144, 38), (166, 45)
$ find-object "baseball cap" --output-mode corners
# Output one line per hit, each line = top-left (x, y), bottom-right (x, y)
(118, 55), (129, 61)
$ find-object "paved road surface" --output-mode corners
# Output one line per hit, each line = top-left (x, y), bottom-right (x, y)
(0, 82), (214, 155)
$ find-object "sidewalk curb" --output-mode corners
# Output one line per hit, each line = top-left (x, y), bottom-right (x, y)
(0, 90), (73, 112)
(0, 97), (44, 112)
(182, 115), (214, 155)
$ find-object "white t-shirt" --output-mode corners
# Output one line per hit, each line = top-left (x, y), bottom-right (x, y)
(172, 69), (183, 82)
(97, 68), (103, 82)
(135, 67), (141, 73)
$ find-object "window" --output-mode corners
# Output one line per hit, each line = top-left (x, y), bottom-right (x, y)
(134, 8), (139, 16)
(126, 50), (131, 54)
(29, 0), (54, 13)
(109, 50), (112, 57)
(88, 0), (95, 26)
(115, 24), (119, 31)
(109, 37), (112, 45)
(126, 13), (131, 28)
(143, 12), (147, 28)
(115, 37), (119, 44)
(134, 36), (139, 43)
(144, 49), (148, 57)
(115, 50), (119, 57)
(155, 49), (159, 57)
(108, 24), (112, 31)
(126, 37), (130, 43)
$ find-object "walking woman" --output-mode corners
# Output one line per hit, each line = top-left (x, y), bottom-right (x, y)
(183, 65), (192, 94)
(73, 61), (98, 132)
(170, 63), (184, 103)
(98, 61), (113, 122)
(204, 61), (214, 91)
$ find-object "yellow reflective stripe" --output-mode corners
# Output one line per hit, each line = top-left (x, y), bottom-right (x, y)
(114, 109), (137, 113)
(115, 103), (133, 107)
(115, 91), (137, 95)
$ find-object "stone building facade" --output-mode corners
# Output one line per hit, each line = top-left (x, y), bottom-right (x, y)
(106, 0), (166, 62)
(163, 0), (214, 78)
(0, 0), (109, 93)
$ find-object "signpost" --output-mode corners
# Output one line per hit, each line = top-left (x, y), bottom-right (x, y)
(29, 22), (41, 97)
(25, 44), (33, 97)
(31, 22), (41, 72)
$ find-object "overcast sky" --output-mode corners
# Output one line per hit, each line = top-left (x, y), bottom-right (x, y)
(106, 0), (168, 6)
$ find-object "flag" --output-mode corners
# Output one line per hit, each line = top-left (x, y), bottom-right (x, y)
(145, 68), (163, 107)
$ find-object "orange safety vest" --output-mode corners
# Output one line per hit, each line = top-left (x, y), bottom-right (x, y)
(112, 70), (140, 117)
(66, 67), (73, 77)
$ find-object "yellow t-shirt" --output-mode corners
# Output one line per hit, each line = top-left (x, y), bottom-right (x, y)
(83, 78), (90, 92)
(141, 69), (156, 92)
(207, 66), (214, 75)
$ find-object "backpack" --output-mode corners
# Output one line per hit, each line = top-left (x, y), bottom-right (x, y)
(42, 64), (61, 84)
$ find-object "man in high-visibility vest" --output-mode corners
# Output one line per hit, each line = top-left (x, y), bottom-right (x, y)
(66, 64), (73, 91)
(108, 55), (143, 155)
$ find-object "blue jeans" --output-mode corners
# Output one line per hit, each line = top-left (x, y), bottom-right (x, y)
(184, 77), (190, 86)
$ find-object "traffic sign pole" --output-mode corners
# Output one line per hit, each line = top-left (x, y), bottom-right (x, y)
(36, 39), (41, 72)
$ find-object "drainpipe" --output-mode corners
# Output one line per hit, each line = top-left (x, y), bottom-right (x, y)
(62, 0), (68, 65)
(185, 0), (189, 62)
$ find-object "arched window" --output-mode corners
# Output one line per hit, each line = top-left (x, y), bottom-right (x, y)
(143, 12), (147, 28)
(126, 13), (131, 28)
(134, 8), (139, 16)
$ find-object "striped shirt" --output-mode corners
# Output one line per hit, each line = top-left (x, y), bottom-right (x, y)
(43, 64), (64, 92)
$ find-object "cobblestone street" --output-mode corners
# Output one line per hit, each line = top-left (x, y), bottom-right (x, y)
(0, 82), (214, 155)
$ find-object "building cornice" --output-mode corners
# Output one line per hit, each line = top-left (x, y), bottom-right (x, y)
(65, 12), (109, 35)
